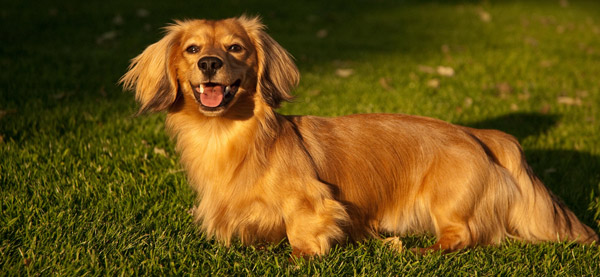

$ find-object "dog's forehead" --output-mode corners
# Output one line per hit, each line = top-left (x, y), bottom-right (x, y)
(182, 19), (250, 44)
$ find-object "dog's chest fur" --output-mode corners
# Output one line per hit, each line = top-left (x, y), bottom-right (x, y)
(165, 105), (289, 244)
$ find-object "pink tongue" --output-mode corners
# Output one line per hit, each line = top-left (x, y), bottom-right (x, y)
(200, 85), (224, 107)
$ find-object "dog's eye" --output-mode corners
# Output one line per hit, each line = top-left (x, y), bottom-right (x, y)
(227, 44), (243, 53)
(186, 45), (199, 54)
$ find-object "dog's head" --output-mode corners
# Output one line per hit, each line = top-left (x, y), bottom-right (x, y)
(121, 16), (299, 117)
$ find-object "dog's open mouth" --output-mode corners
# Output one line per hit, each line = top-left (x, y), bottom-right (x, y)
(193, 79), (241, 108)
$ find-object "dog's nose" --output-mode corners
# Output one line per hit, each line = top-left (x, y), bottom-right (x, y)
(198, 56), (223, 76)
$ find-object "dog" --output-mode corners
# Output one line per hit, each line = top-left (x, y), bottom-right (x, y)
(121, 15), (598, 257)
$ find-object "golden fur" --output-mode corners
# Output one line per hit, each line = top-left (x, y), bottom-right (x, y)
(121, 16), (598, 256)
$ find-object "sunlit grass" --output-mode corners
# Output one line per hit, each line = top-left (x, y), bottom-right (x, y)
(1, 0), (599, 275)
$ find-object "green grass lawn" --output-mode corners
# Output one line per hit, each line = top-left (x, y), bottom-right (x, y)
(2, 0), (600, 275)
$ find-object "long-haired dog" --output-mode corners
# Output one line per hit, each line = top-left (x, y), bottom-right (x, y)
(121, 16), (598, 256)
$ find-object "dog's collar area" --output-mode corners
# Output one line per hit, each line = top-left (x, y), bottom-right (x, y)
(192, 79), (241, 109)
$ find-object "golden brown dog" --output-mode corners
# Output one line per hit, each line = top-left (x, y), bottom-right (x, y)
(121, 16), (598, 256)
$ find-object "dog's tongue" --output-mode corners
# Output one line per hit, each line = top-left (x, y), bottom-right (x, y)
(200, 85), (223, 107)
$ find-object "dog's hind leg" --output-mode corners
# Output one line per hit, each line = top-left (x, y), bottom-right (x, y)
(411, 215), (474, 254)
(410, 150), (498, 254)
(417, 199), (475, 253)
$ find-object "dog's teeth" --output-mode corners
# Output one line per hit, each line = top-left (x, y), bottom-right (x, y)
(225, 85), (231, 96)
(199, 86), (204, 94)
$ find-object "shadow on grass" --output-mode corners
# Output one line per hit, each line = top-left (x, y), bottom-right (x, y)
(462, 112), (600, 226)
(464, 112), (561, 142)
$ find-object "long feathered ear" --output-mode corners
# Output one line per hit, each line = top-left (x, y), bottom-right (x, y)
(120, 25), (181, 114)
(238, 15), (300, 108)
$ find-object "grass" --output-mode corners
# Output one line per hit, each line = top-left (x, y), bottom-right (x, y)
(1, 0), (600, 275)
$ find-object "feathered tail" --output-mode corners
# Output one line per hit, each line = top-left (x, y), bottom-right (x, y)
(472, 128), (598, 244)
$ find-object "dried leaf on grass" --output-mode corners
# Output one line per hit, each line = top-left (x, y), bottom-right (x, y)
(316, 29), (328, 38)
(137, 8), (150, 18)
(382, 237), (403, 252)
(153, 147), (168, 157)
(518, 92), (531, 100)
(335, 68), (354, 78)
(478, 8), (491, 22)
(524, 36), (538, 47)
(436, 66), (455, 77)
(557, 96), (582, 106)
(379, 77), (393, 91)
(97, 31), (117, 44)
(540, 104), (551, 114)
(441, 44), (450, 54)
(418, 65), (455, 77)
(307, 89), (321, 96)
(0, 109), (17, 120)
(99, 86), (107, 98)
(418, 65), (435, 74)
(463, 97), (473, 107)
(427, 79), (440, 89)
(496, 82), (513, 98)
(112, 14), (123, 25)
(540, 60), (555, 68)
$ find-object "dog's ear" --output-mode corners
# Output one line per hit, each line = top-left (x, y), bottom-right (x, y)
(120, 25), (181, 114)
(238, 16), (300, 108)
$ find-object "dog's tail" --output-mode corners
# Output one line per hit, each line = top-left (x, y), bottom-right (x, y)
(471, 128), (599, 244)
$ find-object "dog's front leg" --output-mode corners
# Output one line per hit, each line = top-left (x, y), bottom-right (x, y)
(281, 188), (350, 257)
